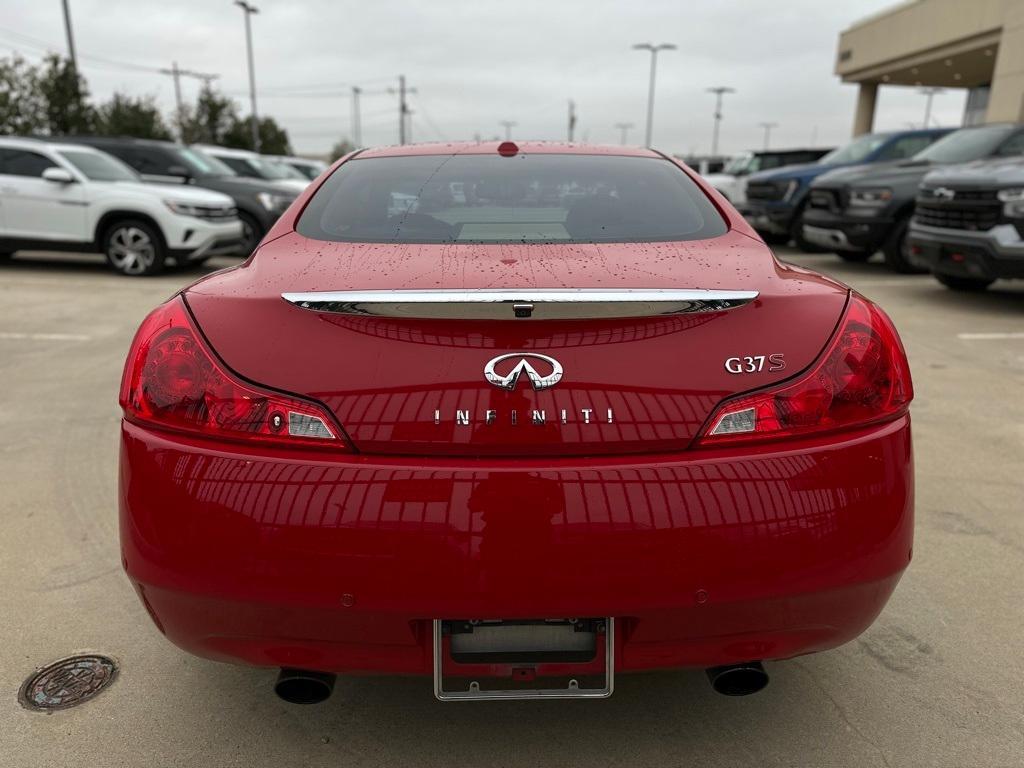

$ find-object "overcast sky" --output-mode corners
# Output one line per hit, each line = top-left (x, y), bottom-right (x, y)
(0, 0), (969, 156)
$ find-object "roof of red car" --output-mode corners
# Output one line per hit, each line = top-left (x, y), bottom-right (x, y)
(356, 141), (662, 159)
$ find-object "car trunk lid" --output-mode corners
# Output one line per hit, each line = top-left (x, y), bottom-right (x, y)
(185, 231), (848, 457)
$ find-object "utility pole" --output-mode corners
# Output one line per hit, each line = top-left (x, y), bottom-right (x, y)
(706, 86), (735, 156)
(919, 87), (944, 128)
(60, 0), (78, 75)
(389, 76), (417, 144)
(633, 43), (676, 148)
(351, 86), (362, 146)
(499, 120), (517, 140)
(614, 122), (634, 145)
(568, 100), (577, 142)
(234, 1), (260, 152)
(759, 121), (778, 150)
(159, 63), (219, 140)
(398, 75), (408, 144)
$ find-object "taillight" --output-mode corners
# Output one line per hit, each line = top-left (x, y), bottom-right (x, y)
(119, 296), (347, 450)
(698, 294), (912, 447)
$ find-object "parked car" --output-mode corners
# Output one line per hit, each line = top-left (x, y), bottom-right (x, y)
(118, 141), (914, 704)
(803, 123), (1024, 271)
(265, 154), (328, 180)
(740, 128), (951, 250)
(0, 137), (241, 276)
(703, 147), (833, 206)
(192, 144), (310, 193)
(54, 136), (300, 255)
(907, 157), (1024, 290)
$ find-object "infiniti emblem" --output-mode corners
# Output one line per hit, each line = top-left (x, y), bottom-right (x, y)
(484, 353), (563, 391)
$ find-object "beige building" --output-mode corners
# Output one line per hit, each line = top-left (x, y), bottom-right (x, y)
(836, 0), (1024, 134)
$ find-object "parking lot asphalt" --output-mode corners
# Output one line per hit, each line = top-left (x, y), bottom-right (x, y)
(2, 248), (1022, 768)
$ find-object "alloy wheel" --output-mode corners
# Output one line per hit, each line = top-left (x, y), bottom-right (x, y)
(107, 227), (157, 275)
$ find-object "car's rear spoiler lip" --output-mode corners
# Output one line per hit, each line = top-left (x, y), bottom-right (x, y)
(281, 288), (759, 319)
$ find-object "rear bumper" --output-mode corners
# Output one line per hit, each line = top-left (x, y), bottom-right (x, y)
(907, 222), (1024, 280)
(120, 417), (914, 674)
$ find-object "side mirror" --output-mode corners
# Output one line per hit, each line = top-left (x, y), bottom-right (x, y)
(42, 167), (76, 184)
(167, 165), (192, 181)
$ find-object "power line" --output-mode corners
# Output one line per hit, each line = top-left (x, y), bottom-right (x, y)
(0, 25), (166, 73)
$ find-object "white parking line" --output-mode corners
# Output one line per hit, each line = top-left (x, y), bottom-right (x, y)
(0, 332), (92, 341)
(957, 332), (1024, 341)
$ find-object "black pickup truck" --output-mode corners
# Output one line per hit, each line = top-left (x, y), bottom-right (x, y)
(801, 123), (1024, 272)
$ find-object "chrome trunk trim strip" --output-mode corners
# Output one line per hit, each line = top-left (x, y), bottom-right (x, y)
(281, 289), (758, 319)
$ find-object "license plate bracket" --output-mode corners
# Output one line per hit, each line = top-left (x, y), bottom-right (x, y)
(433, 618), (614, 701)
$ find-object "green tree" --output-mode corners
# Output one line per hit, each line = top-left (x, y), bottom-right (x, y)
(95, 92), (173, 140)
(329, 137), (355, 161)
(37, 54), (93, 134)
(180, 83), (238, 145)
(0, 55), (46, 135)
(223, 115), (292, 155)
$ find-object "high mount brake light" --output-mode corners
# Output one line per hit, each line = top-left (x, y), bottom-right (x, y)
(119, 296), (346, 450)
(698, 295), (912, 447)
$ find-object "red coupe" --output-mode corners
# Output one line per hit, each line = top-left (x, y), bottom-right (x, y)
(119, 141), (913, 703)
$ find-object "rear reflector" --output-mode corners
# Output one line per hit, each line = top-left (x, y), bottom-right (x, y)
(698, 294), (912, 446)
(119, 296), (347, 450)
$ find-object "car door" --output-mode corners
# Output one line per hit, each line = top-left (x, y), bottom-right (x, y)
(0, 148), (87, 241)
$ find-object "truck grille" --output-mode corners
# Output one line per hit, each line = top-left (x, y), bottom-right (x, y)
(914, 188), (1001, 231)
(746, 181), (785, 202)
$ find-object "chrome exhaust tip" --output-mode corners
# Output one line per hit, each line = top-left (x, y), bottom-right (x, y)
(274, 668), (336, 704)
(706, 661), (769, 696)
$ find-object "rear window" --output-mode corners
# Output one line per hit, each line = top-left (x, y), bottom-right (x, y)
(297, 153), (727, 244)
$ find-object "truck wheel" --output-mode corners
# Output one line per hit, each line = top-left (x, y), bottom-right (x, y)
(103, 220), (166, 276)
(789, 204), (824, 253)
(239, 212), (264, 256)
(934, 273), (995, 292)
(836, 249), (875, 262)
(882, 218), (927, 274)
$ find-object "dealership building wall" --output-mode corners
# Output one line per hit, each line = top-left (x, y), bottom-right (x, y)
(836, 0), (1024, 134)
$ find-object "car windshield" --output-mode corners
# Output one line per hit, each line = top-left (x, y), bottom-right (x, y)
(221, 155), (303, 180)
(285, 160), (325, 179)
(298, 153), (727, 244)
(913, 125), (1016, 163)
(722, 152), (754, 175)
(820, 134), (888, 164)
(175, 148), (237, 178)
(58, 150), (139, 182)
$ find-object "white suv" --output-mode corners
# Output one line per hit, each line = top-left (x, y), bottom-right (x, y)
(0, 138), (243, 276)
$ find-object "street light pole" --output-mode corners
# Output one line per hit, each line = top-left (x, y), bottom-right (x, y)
(234, 1), (260, 152)
(706, 86), (735, 156)
(758, 121), (778, 150)
(60, 0), (78, 75)
(614, 122), (634, 145)
(919, 87), (944, 128)
(633, 43), (676, 148)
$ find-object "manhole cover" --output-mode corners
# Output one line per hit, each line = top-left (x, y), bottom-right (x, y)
(19, 654), (118, 711)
